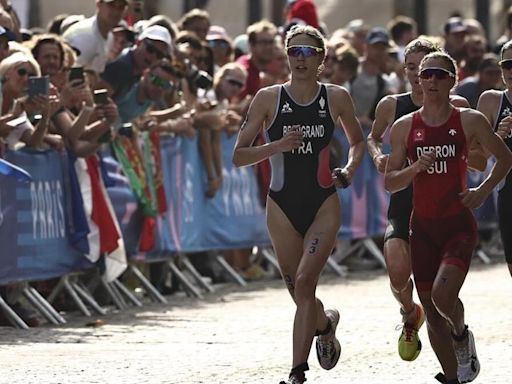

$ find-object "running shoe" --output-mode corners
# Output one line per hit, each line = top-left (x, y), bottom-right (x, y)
(434, 372), (460, 384)
(315, 309), (341, 370)
(280, 363), (308, 384)
(279, 375), (306, 384)
(453, 328), (480, 383)
(398, 303), (425, 361)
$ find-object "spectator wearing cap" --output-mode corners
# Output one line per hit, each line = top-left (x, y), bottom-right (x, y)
(456, 53), (503, 109)
(284, 0), (319, 29)
(46, 13), (71, 35)
(206, 25), (233, 69)
(109, 20), (135, 60)
(101, 25), (172, 101)
(350, 26), (394, 129)
(233, 34), (248, 60)
(115, 59), (188, 127)
(443, 17), (468, 64)
(59, 14), (86, 35)
(63, 0), (127, 74)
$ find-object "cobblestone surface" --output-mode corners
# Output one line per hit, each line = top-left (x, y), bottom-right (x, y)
(0, 263), (510, 384)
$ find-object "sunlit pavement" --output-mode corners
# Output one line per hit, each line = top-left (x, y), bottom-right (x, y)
(0, 262), (510, 384)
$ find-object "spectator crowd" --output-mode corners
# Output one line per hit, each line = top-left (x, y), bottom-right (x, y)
(0, 0), (509, 326)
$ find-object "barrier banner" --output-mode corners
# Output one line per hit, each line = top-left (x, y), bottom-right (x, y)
(333, 128), (388, 239)
(157, 134), (269, 253)
(0, 150), (89, 285)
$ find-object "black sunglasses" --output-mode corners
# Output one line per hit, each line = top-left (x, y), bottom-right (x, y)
(419, 67), (456, 80)
(17, 68), (36, 77)
(145, 43), (167, 59)
(225, 76), (244, 88)
(499, 59), (512, 70)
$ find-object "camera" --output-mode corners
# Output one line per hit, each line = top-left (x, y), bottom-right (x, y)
(187, 66), (213, 90)
(171, 57), (213, 90)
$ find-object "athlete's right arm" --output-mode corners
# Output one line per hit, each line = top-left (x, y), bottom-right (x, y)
(384, 116), (435, 192)
(476, 90), (500, 128)
(476, 90), (504, 161)
(367, 96), (395, 174)
(232, 88), (303, 167)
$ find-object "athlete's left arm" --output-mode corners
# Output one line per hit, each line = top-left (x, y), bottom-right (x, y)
(460, 110), (512, 208)
(330, 85), (365, 184)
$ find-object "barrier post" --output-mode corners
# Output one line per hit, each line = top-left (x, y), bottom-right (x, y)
(129, 264), (168, 304)
(0, 294), (29, 329)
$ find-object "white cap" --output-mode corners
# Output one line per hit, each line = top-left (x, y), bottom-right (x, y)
(137, 25), (172, 48)
(60, 14), (86, 35)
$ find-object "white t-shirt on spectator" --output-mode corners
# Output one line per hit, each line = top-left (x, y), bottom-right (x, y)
(63, 15), (113, 74)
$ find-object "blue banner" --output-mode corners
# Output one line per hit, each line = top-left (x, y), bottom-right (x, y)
(0, 136), (498, 285)
(157, 133), (269, 253)
(0, 150), (90, 285)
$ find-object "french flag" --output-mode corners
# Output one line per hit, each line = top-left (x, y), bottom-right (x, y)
(73, 154), (127, 282)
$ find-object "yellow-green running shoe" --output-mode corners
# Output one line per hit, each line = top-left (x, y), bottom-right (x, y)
(398, 304), (425, 361)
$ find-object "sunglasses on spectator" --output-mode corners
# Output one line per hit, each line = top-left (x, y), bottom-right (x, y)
(17, 68), (36, 77)
(286, 45), (324, 58)
(418, 67), (456, 80)
(145, 43), (167, 59)
(499, 59), (512, 70)
(224, 76), (244, 88)
(150, 74), (173, 90)
(208, 40), (230, 48)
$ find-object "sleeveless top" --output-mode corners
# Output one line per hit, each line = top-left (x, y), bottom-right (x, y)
(265, 84), (336, 195)
(387, 93), (420, 218)
(493, 91), (512, 190)
(407, 108), (468, 218)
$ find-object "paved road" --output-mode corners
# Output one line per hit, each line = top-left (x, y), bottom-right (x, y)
(0, 262), (510, 384)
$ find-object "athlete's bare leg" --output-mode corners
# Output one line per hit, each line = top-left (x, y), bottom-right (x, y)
(417, 262), (468, 381)
(418, 290), (458, 381)
(431, 263), (467, 336)
(384, 238), (416, 320)
(267, 194), (340, 367)
(508, 263), (512, 277)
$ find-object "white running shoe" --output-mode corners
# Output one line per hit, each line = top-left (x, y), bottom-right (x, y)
(315, 309), (341, 370)
(454, 329), (480, 383)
